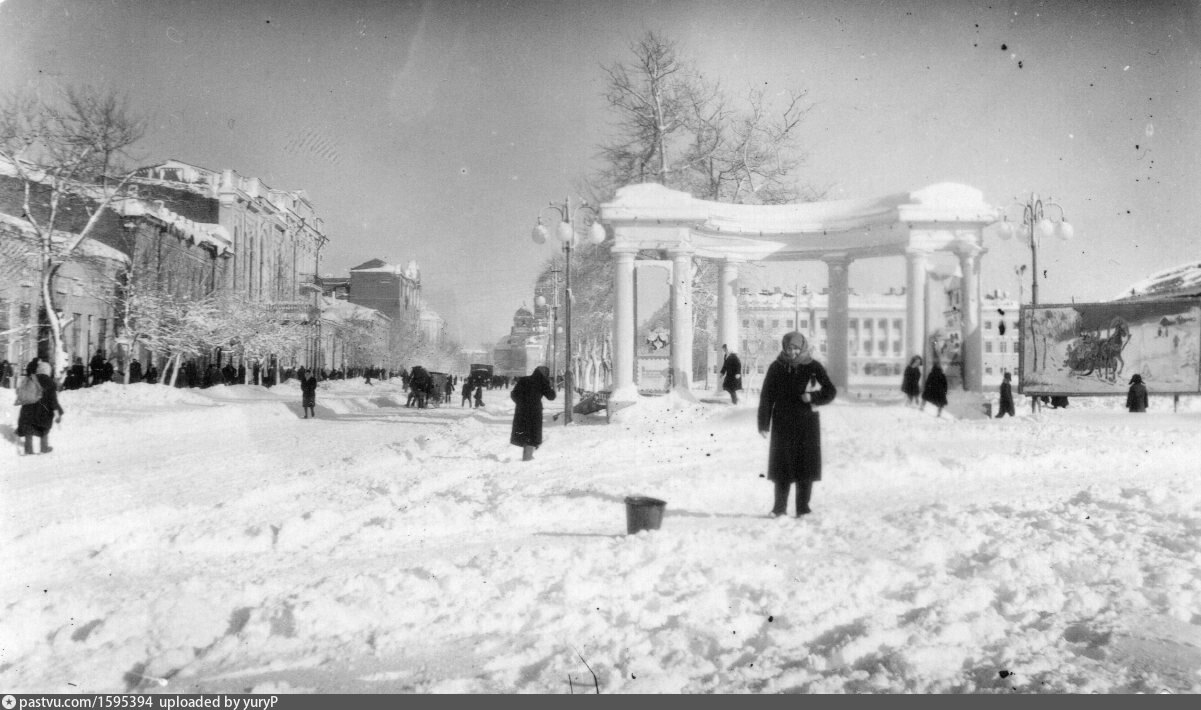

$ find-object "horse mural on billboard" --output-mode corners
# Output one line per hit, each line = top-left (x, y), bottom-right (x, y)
(1020, 300), (1201, 396)
(1064, 317), (1131, 383)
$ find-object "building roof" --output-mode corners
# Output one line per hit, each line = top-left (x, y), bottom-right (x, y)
(1117, 261), (1201, 301)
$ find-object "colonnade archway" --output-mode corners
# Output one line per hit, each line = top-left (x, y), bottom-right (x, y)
(597, 182), (1000, 405)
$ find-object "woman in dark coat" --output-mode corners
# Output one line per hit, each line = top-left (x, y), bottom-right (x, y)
(995, 371), (1015, 418)
(757, 332), (836, 517)
(510, 365), (556, 461)
(17, 359), (64, 455)
(921, 361), (949, 417)
(901, 355), (923, 406)
(1126, 374), (1148, 413)
(300, 368), (318, 419)
(719, 344), (743, 404)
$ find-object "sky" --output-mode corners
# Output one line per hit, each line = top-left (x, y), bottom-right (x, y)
(1, 0), (1199, 347)
(3, 377), (1200, 692)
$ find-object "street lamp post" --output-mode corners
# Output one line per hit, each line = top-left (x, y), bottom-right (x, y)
(531, 197), (606, 425)
(996, 194), (1073, 307)
(996, 193), (1073, 411)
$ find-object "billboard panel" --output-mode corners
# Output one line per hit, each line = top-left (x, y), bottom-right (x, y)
(1019, 300), (1201, 395)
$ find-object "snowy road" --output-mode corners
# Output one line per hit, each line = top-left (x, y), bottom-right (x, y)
(3, 380), (1200, 693)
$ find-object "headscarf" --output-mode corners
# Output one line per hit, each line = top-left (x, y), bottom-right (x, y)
(1130, 374), (1143, 385)
(533, 365), (550, 381)
(780, 331), (811, 365)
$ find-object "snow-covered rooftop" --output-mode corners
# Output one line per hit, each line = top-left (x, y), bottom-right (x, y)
(1118, 261), (1201, 300)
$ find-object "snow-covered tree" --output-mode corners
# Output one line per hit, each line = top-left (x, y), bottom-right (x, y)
(0, 85), (147, 378)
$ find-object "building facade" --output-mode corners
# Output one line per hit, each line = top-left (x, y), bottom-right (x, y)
(734, 283), (1020, 392)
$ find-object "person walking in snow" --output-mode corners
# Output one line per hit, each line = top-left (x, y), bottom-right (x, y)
(921, 360), (949, 417)
(461, 378), (473, 407)
(719, 344), (743, 404)
(758, 332), (836, 517)
(473, 382), (484, 408)
(1126, 373), (1148, 413)
(17, 359), (64, 455)
(300, 368), (318, 419)
(995, 371), (1016, 418)
(510, 365), (556, 462)
(901, 355), (923, 406)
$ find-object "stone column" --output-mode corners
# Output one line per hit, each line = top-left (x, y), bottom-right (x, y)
(824, 254), (852, 391)
(905, 248), (930, 366)
(609, 246), (639, 402)
(717, 258), (742, 394)
(956, 243), (985, 392)
(669, 247), (697, 400)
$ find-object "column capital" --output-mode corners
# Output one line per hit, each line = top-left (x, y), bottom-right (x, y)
(953, 243), (988, 261)
(821, 252), (853, 266)
(610, 245), (640, 258)
(905, 246), (933, 259)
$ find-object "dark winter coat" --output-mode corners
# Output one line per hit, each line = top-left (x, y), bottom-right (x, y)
(17, 373), (64, 437)
(301, 376), (317, 408)
(720, 353), (743, 392)
(1126, 381), (1148, 413)
(998, 379), (1015, 417)
(901, 365), (922, 398)
(922, 365), (949, 408)
(757, 355), (836, 483)
(510, 367), (556, 448)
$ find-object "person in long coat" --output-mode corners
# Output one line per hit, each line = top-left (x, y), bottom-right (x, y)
(300, 368), (318, 419)
(995, 371), (1016, 418)
(757, 331), (837, 517)
(921, 360), (949, 417)
(1126, 373), (1148, 413)
(719, 344), (743, 404)
(901, 355), (923, 406)
(510, 365), (556, 461)
(17, 359), (64, 455)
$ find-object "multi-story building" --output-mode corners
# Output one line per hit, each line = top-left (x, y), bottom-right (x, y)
(734, 283), (1020, 392)
(130, 160), (326, 306)
(492, 305), (547, 378)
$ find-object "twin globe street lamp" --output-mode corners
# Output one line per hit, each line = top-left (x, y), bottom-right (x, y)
(995, 194), (1073, 307)
(531, 197), (606, 425)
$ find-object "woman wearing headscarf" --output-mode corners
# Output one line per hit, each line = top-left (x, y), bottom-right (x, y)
(757, 332), (837, 517)
(510, 365), (556, 461)
(1126, 374), (1148, 413)
(901, 355), (923, 406)
(16, 359), (64, 455)
(921, 360), (949, 417)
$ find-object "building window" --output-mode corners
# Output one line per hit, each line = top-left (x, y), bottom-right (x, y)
(985, 320), (993, 330)
(757, 319), (765, 329)
(892, 319), (902, 331)
(893, 340), (902, 355)
(864, 342), (873, 355)
(877, 319), (887, 329)
(986, 367), (994, 375)
(985, 342), (993, 353)
(742, 319), (749, 328)
(772, 319), (779, 328)
(999, 342), (1007, 353)
(786, 319), (794, 328)
(820, 342), (827, 353)
(820, 319), (827, 331)
(98, 318), (108, 355)
(801, 320), (808, 329)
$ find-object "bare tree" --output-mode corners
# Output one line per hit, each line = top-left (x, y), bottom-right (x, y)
(0, 85), (147, 378)
(542, 30), (822, 381)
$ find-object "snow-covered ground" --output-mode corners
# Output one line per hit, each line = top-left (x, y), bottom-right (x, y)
(2, 378), (1200, 694)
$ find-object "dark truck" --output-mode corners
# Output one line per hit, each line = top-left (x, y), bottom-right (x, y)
(469, 363), (494, 387)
